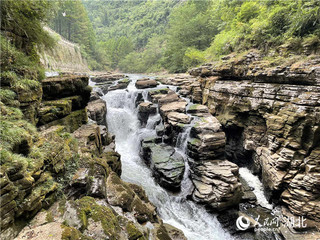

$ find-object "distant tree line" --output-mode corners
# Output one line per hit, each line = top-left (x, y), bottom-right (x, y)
(85, 0), (320, 73)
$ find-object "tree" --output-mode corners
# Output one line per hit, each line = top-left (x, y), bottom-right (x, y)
(1, 0), (54, 60)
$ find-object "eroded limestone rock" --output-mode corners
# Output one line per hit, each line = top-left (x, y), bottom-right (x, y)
(87, 99), (107, 126)
(141, 142), (185, 191)
(190, 160), (243, 210)
(135, 78), (158, 89)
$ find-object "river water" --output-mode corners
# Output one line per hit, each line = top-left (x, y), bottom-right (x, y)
(98, 74), (271, 240)
(103, 74), (234, 240)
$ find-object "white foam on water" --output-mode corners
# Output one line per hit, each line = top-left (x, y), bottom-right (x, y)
(104, 74), (234, 240)
(239, 167), (273, 210)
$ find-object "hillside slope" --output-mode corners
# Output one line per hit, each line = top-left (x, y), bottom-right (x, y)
(39, 27), (89, 73)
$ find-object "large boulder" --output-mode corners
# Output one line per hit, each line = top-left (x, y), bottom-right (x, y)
(190, 159), (243, 211)
(141, 141), (185, 191)
(87, 99), (107, 126)
(187, 115), (226, 160)
(135, 78), (158, 89)
(138, 102), (157, 126)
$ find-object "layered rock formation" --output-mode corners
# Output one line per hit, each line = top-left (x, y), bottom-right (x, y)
(38, 75), (91, 132)
(139, 80), (243, 209)
(1, 72), (186, 240)
(91, 73), (128, 94)
(189, 53), (320, 221)
(141, 138), (185, 191)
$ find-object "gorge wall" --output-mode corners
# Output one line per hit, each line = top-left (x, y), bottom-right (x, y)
(39, 26), (89, 73)
(186, 52), (320, 222)
(1, 70), (187, 240)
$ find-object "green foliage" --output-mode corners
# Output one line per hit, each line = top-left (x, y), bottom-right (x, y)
(1, 0), (55, 58)
(49, 0), (102, 70)
(99, 37), (134, 69)
(0, 89), (19, 107)
(84, 0), (177, 49)
(118, 35), (166, 73)
(206, 0), (320, 59)
(0, 36), (45, 83)
(83, 0), (177, 72)
(163, 0), (218, 72)
(183, 48), (206, 69)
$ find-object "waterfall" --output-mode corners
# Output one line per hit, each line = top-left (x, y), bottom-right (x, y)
(175, 127), (193, 199)
(239, 167), (273, 210)
(104, 74), (233, 240)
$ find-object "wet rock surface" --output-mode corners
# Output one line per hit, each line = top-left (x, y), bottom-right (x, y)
(138, 102), (157, 126)
(141, 140), (185, 191)
(108, 78), (131, 91)
(188, 54), (320, 234)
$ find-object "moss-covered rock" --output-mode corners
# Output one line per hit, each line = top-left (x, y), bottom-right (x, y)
(41, 75), (90, 101)
(38, 99), (73, 125)
(126, 222), (144, 240)
(74, 196), (122, 239)
(40, 109), (88, 133)
(106, 172), (157, 223)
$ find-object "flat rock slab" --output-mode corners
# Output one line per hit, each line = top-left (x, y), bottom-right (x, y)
(187, 104), (209, 116)
(15, 222), (63, 240)
(108, 78), (130, 91)
(160, 101), (187, 115)
(91, 73), (126, 83)
(167, 112), (191, 125)
(135, 78), (158, 89)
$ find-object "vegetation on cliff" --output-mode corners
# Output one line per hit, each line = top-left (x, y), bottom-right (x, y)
(83, 0), (320, 73)
(48, 0), (105, 70)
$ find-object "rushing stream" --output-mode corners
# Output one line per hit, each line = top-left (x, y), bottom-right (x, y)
(93, 74), (273, 240)
(103, 74), (233, 240)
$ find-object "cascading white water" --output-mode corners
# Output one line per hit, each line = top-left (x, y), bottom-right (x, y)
(104, 74), (233, 240)
(175, 127), (193, 199)
(239, 167), (273, 210)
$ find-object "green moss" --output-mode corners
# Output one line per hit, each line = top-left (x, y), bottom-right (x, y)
(41, 109), (88, 132)
(75, 196), (121, 239)
(155, 224), (171, 240)
(149, 88), (169, 95)
(188, 104), (201, 111)
(126, 222), (143, 240)
(119, 78), (130, 83)
(61, 225), (91, 240)
(46, 211), (54, 222)
(38, 99), (73, 125)
(0, 89), (19, 107)
(189, 138), (201, 145)
(59, 199), (67, 216)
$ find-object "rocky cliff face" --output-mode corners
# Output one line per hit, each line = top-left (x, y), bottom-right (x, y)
(188, 53), (320, 222)
(1, 72), (186, 240)
(39, 26), (89, 72)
